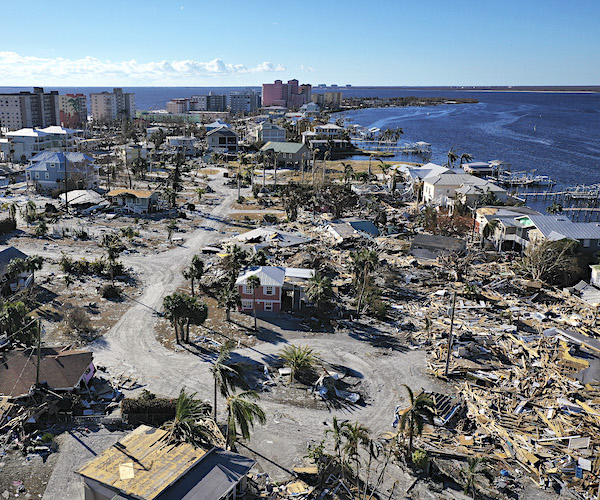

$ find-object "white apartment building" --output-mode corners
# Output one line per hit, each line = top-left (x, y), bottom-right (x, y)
(90, 88), (135, 122)
(0, 126), (82, 162)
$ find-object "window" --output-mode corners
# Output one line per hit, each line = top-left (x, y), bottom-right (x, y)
(243, 284), (256, 294)
(265, 286), (274, 295)
(45, 173), (49, 179)
(35, 173), (39, 179)
(583, 239), (591, 248)
(264, 302), (273, 311)
(242, 300), (252, 310)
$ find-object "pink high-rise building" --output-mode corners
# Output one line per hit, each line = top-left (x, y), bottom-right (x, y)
(262, 80), (311, 109)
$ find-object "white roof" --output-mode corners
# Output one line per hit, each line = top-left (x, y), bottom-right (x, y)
(316, 123), (342, 130)
(6, 128), (51, 138)
(39, 126), (80, 135)
(58, 190), (105, 205)
(236, 266), (286, 287)
(284, 268), (315, 280)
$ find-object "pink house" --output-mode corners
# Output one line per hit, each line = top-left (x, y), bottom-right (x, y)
(235, 266), (315, 313)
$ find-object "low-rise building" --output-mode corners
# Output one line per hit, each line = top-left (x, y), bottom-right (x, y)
(0, 126), (83, 162)
(26, 151), (99, 192)
(206, 126), (238, 152)
(422, 172), (508, 207)
(0, 246), (32, 293)
(77, 425), (255, 500)
(115, 144), (148, 166)
(107, 188), (160, 214)
(0, 346), (94, 398)
(167, 135), (198, 155)
(259, 141), (310, 167)
(236, 266), (315, 312)
(257, 122), (286, 143)
(229, 90), (260, 114)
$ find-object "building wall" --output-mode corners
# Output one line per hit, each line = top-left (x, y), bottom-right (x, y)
(58, 94), (87, 127)
(238, 284), (282, 313)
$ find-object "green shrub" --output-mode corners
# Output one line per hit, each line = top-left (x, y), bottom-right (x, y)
(100, 284), (122, 300)
(412, 449), (429, 470)
(0, 218), (16, 234)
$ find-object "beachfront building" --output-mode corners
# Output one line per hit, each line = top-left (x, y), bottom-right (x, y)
(57, 94), (87, 127)
(260, 141), (310, 167)
(90, 88), (135, 122)
(206, 126), (238, 152)
(229, 90), (261, 114)
(26, 151), (99, 192)
(312, 92), (343, 109)
(166, 98), (190, 114)
(257, 122), (286, 143)
(0, 126), (82, 162)
(0, 88), (60, 131)
(262, 80), (311, 109)
(422, 172), (508, 208)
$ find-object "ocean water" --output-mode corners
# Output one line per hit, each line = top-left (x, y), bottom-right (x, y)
(332, 90), (600, 191)
(1, 86), (598, 189)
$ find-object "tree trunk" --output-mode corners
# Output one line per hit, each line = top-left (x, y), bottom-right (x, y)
(213, 379), (218, 420)
(186, 319), (190, 343)
(226, 307), (231, 322)
(253, 291), (257, 331)
(190, 277), (195, 297)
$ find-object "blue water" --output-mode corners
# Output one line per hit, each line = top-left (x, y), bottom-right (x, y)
(332, 91), (600, 191)
(1, 86), (598, 189)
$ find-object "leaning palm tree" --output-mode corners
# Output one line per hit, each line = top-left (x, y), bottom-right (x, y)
(398, 384), (435, 458)
(279, 344), (319, 384)
(446, 147), (459, 168)
(24, 255), (44, 284)
(162, 388), (213, 448)
(459, 152), (474, 166)
(341, 162), (354, 185)
(225, 390), (266, 450)
(211, 341), (243, 420)
(460, 457), (491, 499)
(246, 275), (261, 331)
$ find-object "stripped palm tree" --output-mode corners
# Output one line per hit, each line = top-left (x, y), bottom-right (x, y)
(481, 219), (500, 249)
(162, 388), (213, 448)
(225, 390), (266, 449)
(306, 272), (333, 315)
(341, 421), (371, 490)
(218, 286), (240, 322)
(398, 384), (435, 458)
(459, 152), (474, 166)
(341, 162), (354, 185)
(461, 457), (492, 499)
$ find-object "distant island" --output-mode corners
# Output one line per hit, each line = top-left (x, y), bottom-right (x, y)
(340, 95), (479, 111)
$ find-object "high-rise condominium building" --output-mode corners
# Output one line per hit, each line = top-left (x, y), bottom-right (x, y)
(0, 88), (61, 131)
(229, 90), (261, 114)
(57, 94), (87, 127)
(90, 88), (136, 122)
(261, 80), (311, 108)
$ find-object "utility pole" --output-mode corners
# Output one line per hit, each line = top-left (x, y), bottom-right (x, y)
(64, 153), (69, 214)
(444, 292), (457, 377)
(36, 319), (42, 385)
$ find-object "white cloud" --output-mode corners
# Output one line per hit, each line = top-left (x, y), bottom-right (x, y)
(300, 64), (314, 72)
(0, 51), (286, 85)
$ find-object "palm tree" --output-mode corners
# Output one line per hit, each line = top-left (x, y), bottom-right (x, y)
(24, 255), (44, 284)
(162, 388), (213, 447)
(163, 292), (187, 344)
(398, 384), (435, 458)
(459, 152), (474, 166)
(306, 272), (333, 315)
(341, 421), (371, 486)
(218, 286), (240, 322)
(481, 219), (500, 249)
(246, 275), (261, 331)
(377, 158), (391, 178)
(446, 147), (459, 168)
(222, 245), (248, 286)
(325, 416), (346, 463)
(211, 341), (243, 420)
(279, 344), (318, 383)
(22, 201), (36, 227)
(237, 152), (248, 200)
(225, 390), (266, 450)
(460, 457), (491, 499)
(182, 255), (204, 296)
(341, 162), (354, 185)
(350, 249), (379, 313)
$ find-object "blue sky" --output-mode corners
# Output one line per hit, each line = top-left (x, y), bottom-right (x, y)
(0, 0), (598, 86)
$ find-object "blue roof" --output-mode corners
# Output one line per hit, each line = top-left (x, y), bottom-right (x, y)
(30, 152), (94, 164)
